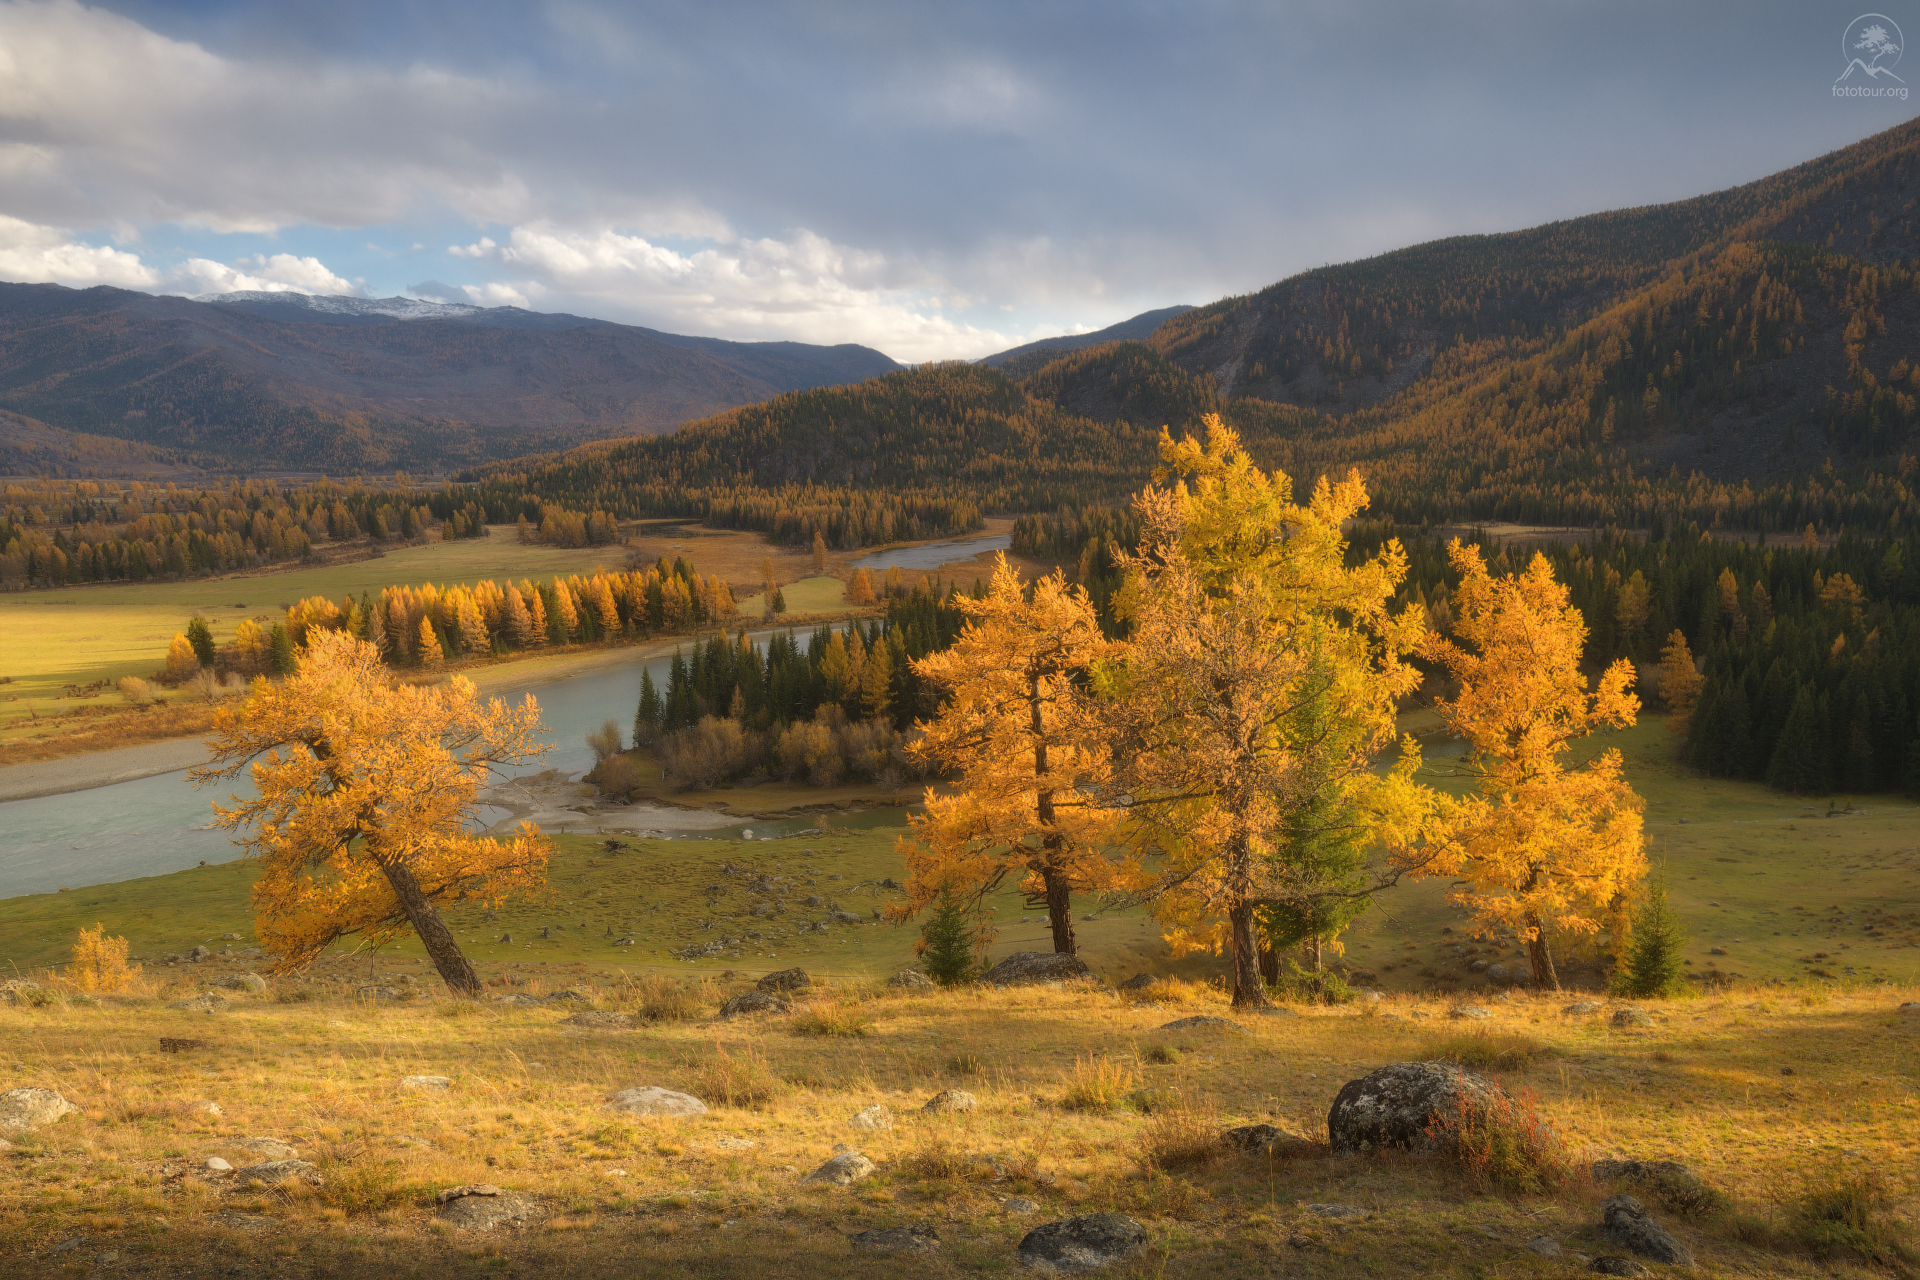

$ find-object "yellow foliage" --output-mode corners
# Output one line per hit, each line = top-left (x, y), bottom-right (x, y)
(1657, 629), (1704, 721)
(191, 632), (550, 993)
(70, 922), (140, 993)
(1421, 542), (1646, 986)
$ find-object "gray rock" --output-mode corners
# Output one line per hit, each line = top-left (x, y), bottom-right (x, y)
(401, 1076), (451, 1090)
(1612, 1007), (1652, 1028)
(1158, 1015), (1245, 1034)
(438, 1191), (537, 1231)
(720, 991), (792, 1018)
(802, 1152), (876, 1186)
(830, 911), (864, 925)
(0, 1087), (78, 1136)
(202, 1157), (232, 1172)
(1118, 973), (1156, 991)
(237, 1159), (322, 1187)
(168, 993), (229, 1013)
(1451, 1005), (1492, 1019)
(1306, 1204), (1369, 1220)
(1017, 1214), (1148, 1273)
(923, 1089), (978, 1114)
(606, 1086), (707, 1118)
(1468, 959), (1489, 973)
(1003, 1197), (1039, 1214)
(0, 980), (45, 1007)
(1327, 1061), (1506, 1154)
(1590, 1257), (1653, 1277)
(849, 1225), (938, 1254)
(1563, 1001), (1603, 1016)
(1486, 964), (1510, 985)
(1353, 988), (1383, 1004)
(887, 969), (933, 989)
(436, 1183), (503, 1203)
(562, 1010), (634, 1029)
(757, 967), (811, 993)
(234, 1137), (297, 1161)
(1221, 1123), (1282, 1152)
(984, 951), (1094, 987)
(850, 1104), (892, 1131)
(1600, 1195), (1694, 1267)
(546, 988), (592, 1004)
(213, 973), (268, 994)
(804, 895), (824, 908)
(189, 945), (210, 960)
(1525, 1235), (1563, 1257)
(1898, 1001), (1920, 1013)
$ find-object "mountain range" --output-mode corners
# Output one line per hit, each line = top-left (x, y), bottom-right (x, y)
(0, 286), (899, 473)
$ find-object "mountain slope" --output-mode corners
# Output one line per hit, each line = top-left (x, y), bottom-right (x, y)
(977, 305), (1193, 372)
(0, 285), (900, 471)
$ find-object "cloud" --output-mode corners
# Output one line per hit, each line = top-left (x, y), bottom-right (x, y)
(0, 214), (157, 287)
(169, 253), (361, 296)
(451, 223), (1016, 360)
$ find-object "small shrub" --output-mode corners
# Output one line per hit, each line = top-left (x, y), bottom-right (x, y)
(1424, 1079), (1572, 1195)
(628, 975), (716, 1023)
(596, 753), (641, 797)
(274, 987), (316, 1004)
(323, 1158), (412, 1215)
(899, 1129), (970, 1183)
(791, 1001), (874, 1038)
(1417, 1030), (1557, 1071)
(691, 1043), (783, 1109)
(1134, 1094), (1222, 1173)
(1788, 1165), (1915, 1266)
(659, 716), (764, 790)
(947, 1052), (985, 1076)
(585, 720), (623, 765)
(1271, 958), (1354, 1005)
(917, 889), (984, 986)
(1615, 875), (1688, 997)
(1059, 1054), (1138, 1113)
(1142, 1044), (1180, 1066)
(70, 922), (141, 993)
(117, 676), (153, 706)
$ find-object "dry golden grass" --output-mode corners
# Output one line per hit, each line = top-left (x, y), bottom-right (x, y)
(0, 959), (1916, 1277)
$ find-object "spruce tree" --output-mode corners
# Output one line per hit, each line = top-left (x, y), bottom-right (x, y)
(634, 669), (662, 746)
(1766, 685), (1826, 794)
(917, 890), (977, 986)
(1616, 876), (1688, 998)
(268, 623), (296, 677)
(185, 616), (216, 667)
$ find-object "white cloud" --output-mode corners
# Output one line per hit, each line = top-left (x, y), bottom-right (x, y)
(450, 223), (1017, 361)
(168, 253), (361, 296)
(0, 213), (157, 287)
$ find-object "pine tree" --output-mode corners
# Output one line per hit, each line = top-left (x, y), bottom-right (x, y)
(1615, 876), (1687, 998)
(773, 588), (787, 614)
(1766, 685), (1825, 793)
(634, 669), (662, 745)
(916, 889), (979, 986)
(268, 623), (296, 677)
(185, 617), (216, 667)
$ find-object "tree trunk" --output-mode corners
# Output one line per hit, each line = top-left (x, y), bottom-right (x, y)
(1302, 934), (1322, 972)
(1042, 862), (1076, 956)
(1227, 899), (1271, 1008)
(1258, 943), (1279, 987)
(1526, 916), (1560, 991)
(376, 853), (484, 996)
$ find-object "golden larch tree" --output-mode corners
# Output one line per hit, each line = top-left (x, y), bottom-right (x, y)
(1422, 542), (1646, 990)
(894, 554), (1124, 955)
(1656, 629), (1703, 724)
(191, 632), (551, 996)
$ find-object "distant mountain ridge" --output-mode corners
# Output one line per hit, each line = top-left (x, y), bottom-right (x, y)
(977, 305), (1193, 372)
(0, 285), (901, 471)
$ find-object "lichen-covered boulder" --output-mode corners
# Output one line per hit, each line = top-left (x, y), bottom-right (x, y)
(850, 1225), (938, 1254)
(719, 991), (791, 1018)
(801, 1152), (875, 1186)
(1017, 1214), (1148, 1273)
(757, 967), (811, 993)
(1600, 1194), (1694, 1266)
(887, 969), (934, 989)
(1327, 1061), (1502, 1153)
(0, 1087), (77, 1136)
(983, 952), (1093, 987)
(922, 1089), (978, 1114)
(606, 1086), (707, 1118)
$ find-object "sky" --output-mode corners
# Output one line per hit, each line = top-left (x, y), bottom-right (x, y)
(0, 0), (1914, 362)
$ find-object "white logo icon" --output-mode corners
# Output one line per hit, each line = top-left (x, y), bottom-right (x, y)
(1838, 14), (1904, 84)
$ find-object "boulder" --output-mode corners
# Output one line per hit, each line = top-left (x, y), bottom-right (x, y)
(437, 1183), (503, 1203)
(189, 946), (211, 960)
(1600, 1195), (1694, 1267)
(1590, 1258), (1653, 1277)
(607, 1087), (707, 1118)
(887, 969), (933, 989)
(1524, 1236), (1562, 1257)
(213, 974), (268, 994)
(830, 911), (865, 925)
(850, 1104), (892, 1131)
(757, 968), (811, 994)
(234, 1137), (297, 1161)
(849, 1225), (938, 1254)
(719, 991), (792, 1018)
(1486, 964), (1510, 985)
(561, 1011), (634, 1029)
(438, 1189), (538, 1231)
(1563, 1001), (1603, 1016)
(1306, 1204), (1369, 1221)
(203, 1157), (232, 1172)
(0, 1087), (77, 1136)
(1612, 1007), (1652, 1028)
(168, 993), (229, 1013)
(1016, 1214), (1148, 1273)
(983, 952), (1094, 988)
(1327, 1062), (1503, 1154)
(1118, 973), (1156, 992)
(0, 980), (45, 1007)
(1450, 1006), (1492, 1020)
(1003, 1197), (1039, 1214)
(401, 1076), (451, 1090)
(1158, 1016), (1245, 1034)
(801, 1152), (876, 1186)
(923, 1089), (978, 1114)
(237, 1159), (322, 1187)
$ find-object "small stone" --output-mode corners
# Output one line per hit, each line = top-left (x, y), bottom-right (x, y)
(887, 969), (933, 989)
(712, 1136), (755, 1150)
(801, 1152), (875, 1186)
(203, 1157), (232, 1172)
(1118, 973), (1156, 991)
(1158, 1015), (1245, 1033)
(0, 1087), (78, 1137)
(757, 967), (811, 994)
(1563, 1001), (1602, 1016)
(720, 991), (791, 1018)
(213, 973), (268, 994)
(223, 933), (241, 941)
(195, 1101), (222, 1116)
(235, 1137), (297, 1161)
(1016, 1213), (1148, 1273)
(1708, 947), (1727, 956)
(238, 1159), (322, 1187)
(562, 1010), (634, 1029)
(1525, 1235), (1563, 1257)
(401, 1075), (451, 1090)
(1004, 1197), (1039, 1214)
(1306, 1204), (1368, 1220)
(1590, 1257), (1653, 1277)
(189, 945), (210, 960)
(1452, 1005), (1492, 1019)
(1600, 1194), (1694, 1267)
(850, 1104), (892, 1131)
(849, 1225), (938, 1254)
(923, 1089), (978, 1114)
(607, 1086), (707, 1118)
(167, 993), (230, 1013)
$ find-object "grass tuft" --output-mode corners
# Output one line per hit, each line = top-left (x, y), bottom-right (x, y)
(1059, 1053), (1138, 1113)
(690, 1043), (783, 1110)
(628, 975), (717, 1023)
(1417, 1029), (1558, 1071)
(1132, 1094), (1221, 1173)
(790, 1001), (874, 1038)
(1141, 1043), (1180, 1066)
